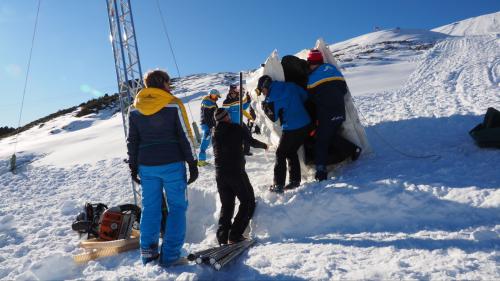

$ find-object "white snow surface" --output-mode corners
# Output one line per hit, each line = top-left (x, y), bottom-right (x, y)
(1, 16), (499, 281)
(432, 11), (500, 36)
(327, 28), (450, 96)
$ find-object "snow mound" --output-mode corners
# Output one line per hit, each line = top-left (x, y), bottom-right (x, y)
(432, 11), (500, 36)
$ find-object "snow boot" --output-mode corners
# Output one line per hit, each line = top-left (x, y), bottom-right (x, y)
(197, 160), (209, 167)
(352, 146), (362, 161)
(141, 245), (160, 265)
(284, 181), (300, 190)
(160, 256), (190, 267)
(315, 170), (328, 182)
(269, 184), (284, 193)
(216, 228), (229, 246)
(228, 233), (247, 244)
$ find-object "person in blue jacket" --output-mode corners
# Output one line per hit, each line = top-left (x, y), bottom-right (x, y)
(306, 49), (361, 181)
(222, 84), (253, 155)
(257, 75), (311, 193)
(198, 89), (221, 166)
(127, 69), (198, 267)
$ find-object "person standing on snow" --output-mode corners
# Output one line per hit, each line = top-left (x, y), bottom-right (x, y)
(197, 89), (221, 166)
(126, 69), (198, 267)
(212, 108), (267, 245)
(306, 49), (362, 181)
(257, 75), (311, 193)
(222, 84), (254, 156)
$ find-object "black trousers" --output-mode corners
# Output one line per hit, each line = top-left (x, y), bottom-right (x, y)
(242, 123), (251, 154)
(315, 119), (357, 167)
(216, 169), (256, 239)
(274, 125), (310, 186)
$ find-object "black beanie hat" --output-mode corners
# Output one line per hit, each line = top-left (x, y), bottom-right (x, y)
(257, 75), (272, 92)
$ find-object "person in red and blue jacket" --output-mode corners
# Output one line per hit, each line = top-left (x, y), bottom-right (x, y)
(258, 75), (311, 193)
(222, 84), (254, 155)
(127, 69), (198, 267)
(306, 49), (361, 182)
(198, 89), (220, 166)
(222, 84), (251, 125)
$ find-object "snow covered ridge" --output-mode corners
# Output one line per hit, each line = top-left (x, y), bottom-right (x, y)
(330, 28), (450, 52)
(432, 11), (500, 36)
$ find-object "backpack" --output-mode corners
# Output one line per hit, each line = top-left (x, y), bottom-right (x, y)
(281, 55), (310, 89)
(72, 203), (141, 240)
(470, 107), (500, 148)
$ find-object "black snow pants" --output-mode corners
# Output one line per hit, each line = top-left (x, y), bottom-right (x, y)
(274, 124), (310, 186)
(315, 118), (357, 167)
(216, 169), (256, 240)
(242, 123), (251, 154)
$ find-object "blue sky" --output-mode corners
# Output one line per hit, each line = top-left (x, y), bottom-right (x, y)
(0, 0), (498, 128)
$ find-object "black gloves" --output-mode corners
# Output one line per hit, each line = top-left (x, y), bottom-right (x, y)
(187, 160), (198, 185)
(124, 159), (140, 184)
(254, 124), (261, 135)
(261, 101), (276, 122)
(129, 164), (141, 184)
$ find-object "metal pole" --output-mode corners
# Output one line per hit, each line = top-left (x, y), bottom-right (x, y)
(239, 72), (243, 125)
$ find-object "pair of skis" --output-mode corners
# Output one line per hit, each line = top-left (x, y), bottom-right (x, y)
(72, 229), (140, 263)
(187, 239), (255, 270)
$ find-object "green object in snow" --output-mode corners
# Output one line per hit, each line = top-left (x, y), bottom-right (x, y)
(10, 154), (16, 173)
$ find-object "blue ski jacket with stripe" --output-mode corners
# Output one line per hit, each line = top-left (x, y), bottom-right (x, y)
(222, 94), (250, 124)
(200, 95), (218, 128)
(307, 63), (348, 122)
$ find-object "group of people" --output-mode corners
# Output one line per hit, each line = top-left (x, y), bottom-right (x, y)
(125, 49), (361, 267)
(257, 49), (362, 192)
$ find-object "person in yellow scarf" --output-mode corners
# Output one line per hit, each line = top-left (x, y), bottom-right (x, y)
(126, 69), (198, 266)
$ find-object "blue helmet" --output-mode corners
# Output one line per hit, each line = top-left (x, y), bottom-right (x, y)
(209, 89), (221, 97)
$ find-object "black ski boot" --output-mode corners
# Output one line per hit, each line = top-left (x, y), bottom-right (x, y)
(269, 184), (284, 193)
(216, 228), (229, 246)
(228, 233), (247, 244)
(284, 181), (300, 190)
(315, 170), (328, 182)
(352, 146), (362, 161)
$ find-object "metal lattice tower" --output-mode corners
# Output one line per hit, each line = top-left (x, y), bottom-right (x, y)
(106, 0), (143, 204)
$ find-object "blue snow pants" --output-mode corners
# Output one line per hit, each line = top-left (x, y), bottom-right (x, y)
(198, 124), (212, 161)
(139, 162), (188, 266)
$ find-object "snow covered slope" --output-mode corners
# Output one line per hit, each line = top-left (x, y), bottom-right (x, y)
(330, 28), (450, 50)
(432, 11), (500, 36)
(0, 15), (499, 281)
(325, 28), (450, 95)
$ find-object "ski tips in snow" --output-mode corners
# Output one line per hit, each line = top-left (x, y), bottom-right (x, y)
(188, 239), (255, 270)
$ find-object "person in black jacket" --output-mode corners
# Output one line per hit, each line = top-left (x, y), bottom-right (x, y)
(212, 108), (267, 244)
(127, 69), (198, 267)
